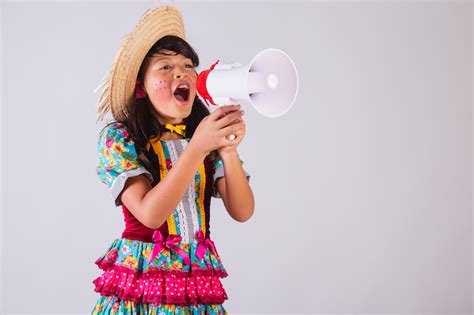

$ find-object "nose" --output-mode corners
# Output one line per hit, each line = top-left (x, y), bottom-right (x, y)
(174, 66), (188, 79)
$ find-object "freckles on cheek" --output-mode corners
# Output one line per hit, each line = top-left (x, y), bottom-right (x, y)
(148, 78), (173, 102)
(150, 79), (172, 98)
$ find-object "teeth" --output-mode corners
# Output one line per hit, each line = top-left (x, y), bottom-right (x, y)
(177, 84), (189, 89)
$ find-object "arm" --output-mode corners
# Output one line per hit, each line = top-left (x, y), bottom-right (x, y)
(120, 105), (244, 229)
(216, 150), (255, 222)
(121, 142), (206, 229)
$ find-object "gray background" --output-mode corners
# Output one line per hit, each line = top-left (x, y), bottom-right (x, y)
(1, 0), (472, 314)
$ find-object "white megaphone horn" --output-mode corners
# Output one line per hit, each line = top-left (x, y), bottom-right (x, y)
(196, 48), (299, 118)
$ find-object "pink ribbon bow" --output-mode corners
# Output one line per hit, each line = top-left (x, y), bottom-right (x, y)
(135, 80), (146, 99)
(147, 230), (190, 265)
(195, 230), (219, 260)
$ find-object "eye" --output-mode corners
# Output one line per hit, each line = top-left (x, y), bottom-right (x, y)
(161, 65), (172, 70)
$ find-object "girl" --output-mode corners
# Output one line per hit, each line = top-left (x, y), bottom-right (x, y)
(92, 6), (254, 315)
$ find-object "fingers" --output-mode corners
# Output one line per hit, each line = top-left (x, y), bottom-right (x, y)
(209, 105), (241, 121)
(219, 121), (246, 149)
(219, 120), (245, 139)
(205, 104), (247, 149)
(215, 110), (244, 129)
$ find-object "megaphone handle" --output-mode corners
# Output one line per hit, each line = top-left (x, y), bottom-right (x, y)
(220, 103), (238, 141)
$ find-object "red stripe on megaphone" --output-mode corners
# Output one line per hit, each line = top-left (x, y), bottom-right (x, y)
(196, 60), (221, 106)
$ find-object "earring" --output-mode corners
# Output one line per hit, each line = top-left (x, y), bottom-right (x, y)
(135, 81), (146, 99)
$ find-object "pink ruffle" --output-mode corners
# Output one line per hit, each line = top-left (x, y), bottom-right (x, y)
(93, 266), (228, 305)
(95, 257), (229, 278)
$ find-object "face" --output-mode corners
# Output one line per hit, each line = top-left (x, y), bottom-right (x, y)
(141, 49), (197, 124)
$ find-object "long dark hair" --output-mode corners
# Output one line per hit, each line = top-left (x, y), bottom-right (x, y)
(105, 35), (216, 181)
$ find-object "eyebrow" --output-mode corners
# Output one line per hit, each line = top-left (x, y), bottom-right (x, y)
(152, 55), (172, 60)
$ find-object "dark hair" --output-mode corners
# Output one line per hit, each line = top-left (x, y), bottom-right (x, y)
(105, 35), (216, 181)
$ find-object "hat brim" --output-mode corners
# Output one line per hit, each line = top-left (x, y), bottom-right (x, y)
(97, 6), (186, 122)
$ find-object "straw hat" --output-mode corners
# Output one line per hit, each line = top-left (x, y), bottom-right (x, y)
(96, 6), (186, 122)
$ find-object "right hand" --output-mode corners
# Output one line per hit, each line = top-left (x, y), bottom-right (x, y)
(189, 104), (245, 156)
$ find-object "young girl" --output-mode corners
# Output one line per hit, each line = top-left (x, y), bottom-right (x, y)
(92, 6), (254, 315)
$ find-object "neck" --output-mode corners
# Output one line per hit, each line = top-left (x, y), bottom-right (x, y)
(164, 121), (185, 125)
(153, 111), (184, 125)
(160, 130), (185, 140)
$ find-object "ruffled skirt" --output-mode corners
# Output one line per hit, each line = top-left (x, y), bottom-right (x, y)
(91, 238), (228, 314)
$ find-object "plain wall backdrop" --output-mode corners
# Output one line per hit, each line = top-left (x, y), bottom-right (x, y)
(1, 0), (472, 314)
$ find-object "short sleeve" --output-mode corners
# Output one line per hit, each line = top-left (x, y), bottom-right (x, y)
(212, 155), (251, 198)
(96, 122), (153, 206)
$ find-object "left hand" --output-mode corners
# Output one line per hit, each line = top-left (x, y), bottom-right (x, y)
(217, 105), (246, 157)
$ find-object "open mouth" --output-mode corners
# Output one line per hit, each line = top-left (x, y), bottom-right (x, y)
(174, 85), (190, 103)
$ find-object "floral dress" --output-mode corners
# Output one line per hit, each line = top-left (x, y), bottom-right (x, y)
(91, 122), (249, 315)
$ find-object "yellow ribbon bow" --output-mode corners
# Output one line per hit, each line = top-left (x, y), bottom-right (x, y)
(164, 123), (186, 137)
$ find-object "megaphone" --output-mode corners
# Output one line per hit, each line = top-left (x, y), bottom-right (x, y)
(196, 48), (299, 118)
